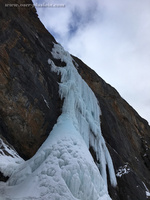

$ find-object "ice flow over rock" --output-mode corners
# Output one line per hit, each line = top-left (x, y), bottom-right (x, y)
(50, 43), (117, 188)
(0, 43), (116, 200)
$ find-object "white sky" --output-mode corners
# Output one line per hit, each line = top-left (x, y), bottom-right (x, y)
(32, 0), (150, 124)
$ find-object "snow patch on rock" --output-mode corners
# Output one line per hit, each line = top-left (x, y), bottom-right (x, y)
(116, 163), (130, 177)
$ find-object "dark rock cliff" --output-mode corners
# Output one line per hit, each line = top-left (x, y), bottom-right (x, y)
(0, 0), (62, 159)
(0, 0), (150, 199)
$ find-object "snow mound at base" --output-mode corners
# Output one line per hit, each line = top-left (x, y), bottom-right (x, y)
(1, 115), (110, 200)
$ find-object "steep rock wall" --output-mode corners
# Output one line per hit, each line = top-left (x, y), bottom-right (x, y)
(0, 0), (62, 159)
(0, 0), (150, 199)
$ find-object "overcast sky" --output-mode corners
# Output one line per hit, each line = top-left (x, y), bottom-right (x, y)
(32, 0), (150, 124)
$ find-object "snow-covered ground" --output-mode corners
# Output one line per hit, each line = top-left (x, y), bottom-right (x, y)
(0, 139), (24, 178)
(0, 43), (117, 200)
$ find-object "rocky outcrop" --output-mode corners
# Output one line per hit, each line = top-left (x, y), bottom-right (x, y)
(0, 0), (150, 199)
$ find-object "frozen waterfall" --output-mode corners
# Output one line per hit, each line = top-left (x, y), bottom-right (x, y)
(50, 43), (117, 188)
(0, 43), (116, 200)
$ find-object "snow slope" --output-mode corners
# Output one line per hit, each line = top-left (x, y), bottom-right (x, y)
(0, 43), (116, 200)
(0, 139), (23, 178)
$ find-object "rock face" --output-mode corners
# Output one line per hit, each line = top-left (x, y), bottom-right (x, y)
(0, 0), (62, 159)
(0, 0), (150, 199)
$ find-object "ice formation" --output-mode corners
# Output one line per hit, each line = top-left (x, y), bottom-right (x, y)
(50, 43), (117, 187)
(0, 43), (117, 200)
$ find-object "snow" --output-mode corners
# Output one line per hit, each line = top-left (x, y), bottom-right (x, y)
(142, 182), (150, 198)
(116, 163), (130, 177)
(0, 43), (117, 199)
(41, 94), (50, 109)
(0, 139), (24, 178)
(146, 191), (150, 198)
